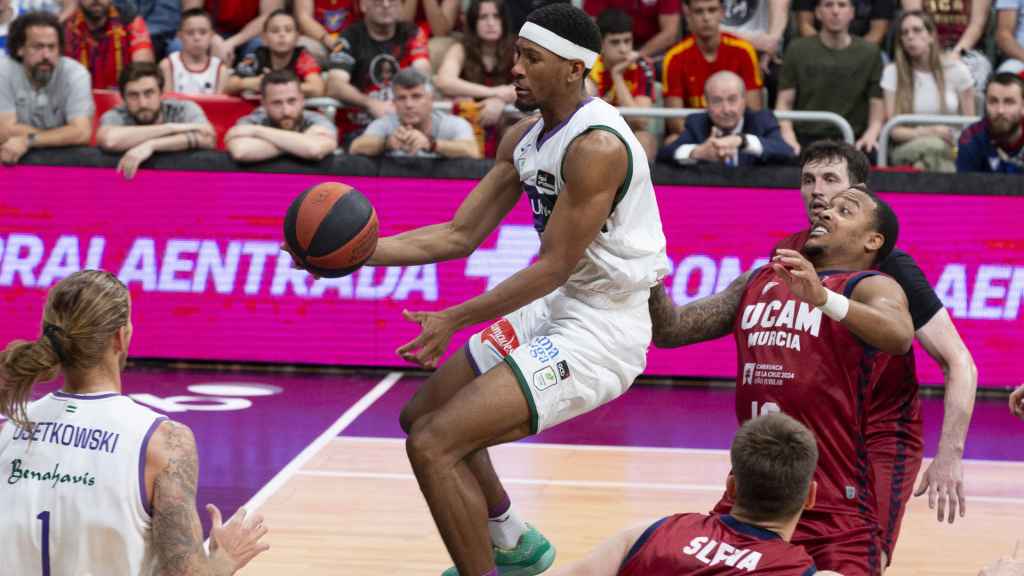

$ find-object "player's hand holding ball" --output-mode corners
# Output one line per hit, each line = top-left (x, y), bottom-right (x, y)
(281, 182), (379, 278)
(771, 249), (827, 307)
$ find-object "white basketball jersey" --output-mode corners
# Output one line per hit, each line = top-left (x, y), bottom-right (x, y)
(169, 52), (222, 94)
(514, 97), (669, 307)
(0, 391), (165, 576)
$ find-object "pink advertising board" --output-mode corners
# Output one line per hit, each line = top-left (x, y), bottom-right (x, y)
(1, 166), (1021, 386)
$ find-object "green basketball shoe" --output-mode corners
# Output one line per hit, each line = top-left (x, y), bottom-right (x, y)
(440, 525), (556, 576)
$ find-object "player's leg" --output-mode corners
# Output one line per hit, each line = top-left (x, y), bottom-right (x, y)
(795, 517), (883, 576)
(405, 362), (533, 575)
(868, 415), (924, 570)
(399, 348), (513, 525)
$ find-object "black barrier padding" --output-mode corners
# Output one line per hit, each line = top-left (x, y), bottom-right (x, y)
(15, 147), (1024, 195)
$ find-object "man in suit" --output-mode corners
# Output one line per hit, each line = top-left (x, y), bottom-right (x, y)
(658, 70), (795, 166)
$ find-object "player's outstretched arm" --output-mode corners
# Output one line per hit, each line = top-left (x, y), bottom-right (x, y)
(148, 420), (270, 576)
(773, 249), (914, 355)
(649, 272), (751, 348)
(915, 307), (977, 523)
(549, 523), (647, 576)
(368, 118), (535, 268)
(394, 128), (626, 367)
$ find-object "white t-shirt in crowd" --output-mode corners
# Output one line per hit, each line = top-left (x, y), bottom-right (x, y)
(880, 58), (973, 114)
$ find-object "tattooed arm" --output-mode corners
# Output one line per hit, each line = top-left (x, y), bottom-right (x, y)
(146, 420), (270, 576)
(649, 271), (752, 348)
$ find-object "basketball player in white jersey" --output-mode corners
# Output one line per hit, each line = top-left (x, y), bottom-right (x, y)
(297, 4), (666, 574)
(0, 270), (269, 575)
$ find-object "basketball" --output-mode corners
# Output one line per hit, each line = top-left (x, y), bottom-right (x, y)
(283, 182), (379, 278)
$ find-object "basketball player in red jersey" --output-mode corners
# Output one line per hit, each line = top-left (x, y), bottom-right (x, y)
(788, 141), (977, 569)
(649, 184), (915, 576)
(553, 413), (843, 576)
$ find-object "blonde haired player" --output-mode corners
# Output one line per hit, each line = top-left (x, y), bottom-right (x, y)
(0, 270), (268, 575)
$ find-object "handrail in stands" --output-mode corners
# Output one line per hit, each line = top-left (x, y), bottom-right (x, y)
(877, 113), (981, 167)
(314, 97), (859, 146)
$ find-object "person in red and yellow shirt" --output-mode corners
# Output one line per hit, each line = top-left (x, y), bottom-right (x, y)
(64, 0), (154, 89)
(587, 9), (657, 159)
(662, 0), (762, 141)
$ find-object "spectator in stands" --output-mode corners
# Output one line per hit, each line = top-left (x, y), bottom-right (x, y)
(0, 11), (92, 165)
(658, 70), (795, 165)
(882, 11), (975, 172)
(97, 62), (214, 180)
(795, 0), (894, 45)
(64, 0), (155, 89)
(122, 0), (181, 60)
(350, 68), (479, 157)
(434, 0), (516, 158)
(226, 9), (324, 98)
(720, 0), (790, 67)
(2, 0), (77, 36)
(583, 0), (681, 57)
(996, 0), (1024, 75)
(663, 0), (763, 142)
(0, 0), (13, 51)
(903, 0), (992, 101)
(776, 0), (883, 155)
(159, 8), (228, 94)
(178, 0), (285, 67)
(586, 9), (657, 158)
(326, 0), (430, 143)
(226, 69), (337, 162)
(957, 72), (1024, 172)
(399, 0), (458, 39)
(294, 0), (362, 64)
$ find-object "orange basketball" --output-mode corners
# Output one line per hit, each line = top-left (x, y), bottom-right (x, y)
(283, 182), (379, 278)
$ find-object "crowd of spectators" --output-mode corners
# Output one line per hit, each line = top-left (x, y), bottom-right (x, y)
(2, 0), (1024, 174)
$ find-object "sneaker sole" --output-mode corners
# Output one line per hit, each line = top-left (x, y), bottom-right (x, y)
(498, 546), (556, 576)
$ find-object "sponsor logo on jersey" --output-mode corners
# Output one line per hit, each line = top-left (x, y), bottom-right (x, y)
(761, 281), (778, 295)
(741, 299), (823, 351)
(536, 170), (557, 192)
(682, 536), (763, 571)
(8, 459), (97, 488)
(742, 363), (755, 385)
(556, 360), (571, 380)
(528, 336), (559, 362)
(533, 366), (558, 391)
(482, 318), (520, 358)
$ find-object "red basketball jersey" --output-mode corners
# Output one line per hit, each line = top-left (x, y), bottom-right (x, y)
(618, 513), (816, 576)
(731, 266), (891, 521)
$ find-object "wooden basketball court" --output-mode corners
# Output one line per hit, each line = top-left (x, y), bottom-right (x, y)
(243, 435), (1022, 575)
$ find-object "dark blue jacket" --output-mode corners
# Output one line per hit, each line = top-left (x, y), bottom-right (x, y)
(657, 109), (796, 166)
(956, 118), (1024, 173)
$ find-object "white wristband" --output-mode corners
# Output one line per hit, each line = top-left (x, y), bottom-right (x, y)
(818, 288), (850, 322)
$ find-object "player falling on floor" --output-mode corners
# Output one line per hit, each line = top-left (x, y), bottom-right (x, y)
(649, 185), (914, 576)
(554, 413), (845, 576)
(305, 4), (666, 574)
(0, 270), (269, 576)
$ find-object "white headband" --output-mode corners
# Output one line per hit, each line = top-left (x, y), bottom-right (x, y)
(518, 22), (599, 68)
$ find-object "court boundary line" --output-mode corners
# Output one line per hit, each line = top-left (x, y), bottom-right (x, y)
(332, 435), (1024, 467)
(237, 372), (403, 514)
(292, 469), (1024, 505)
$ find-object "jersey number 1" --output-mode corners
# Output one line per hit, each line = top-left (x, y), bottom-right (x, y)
(36, 511), (51, 576)
(751, 401), (781, 418)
